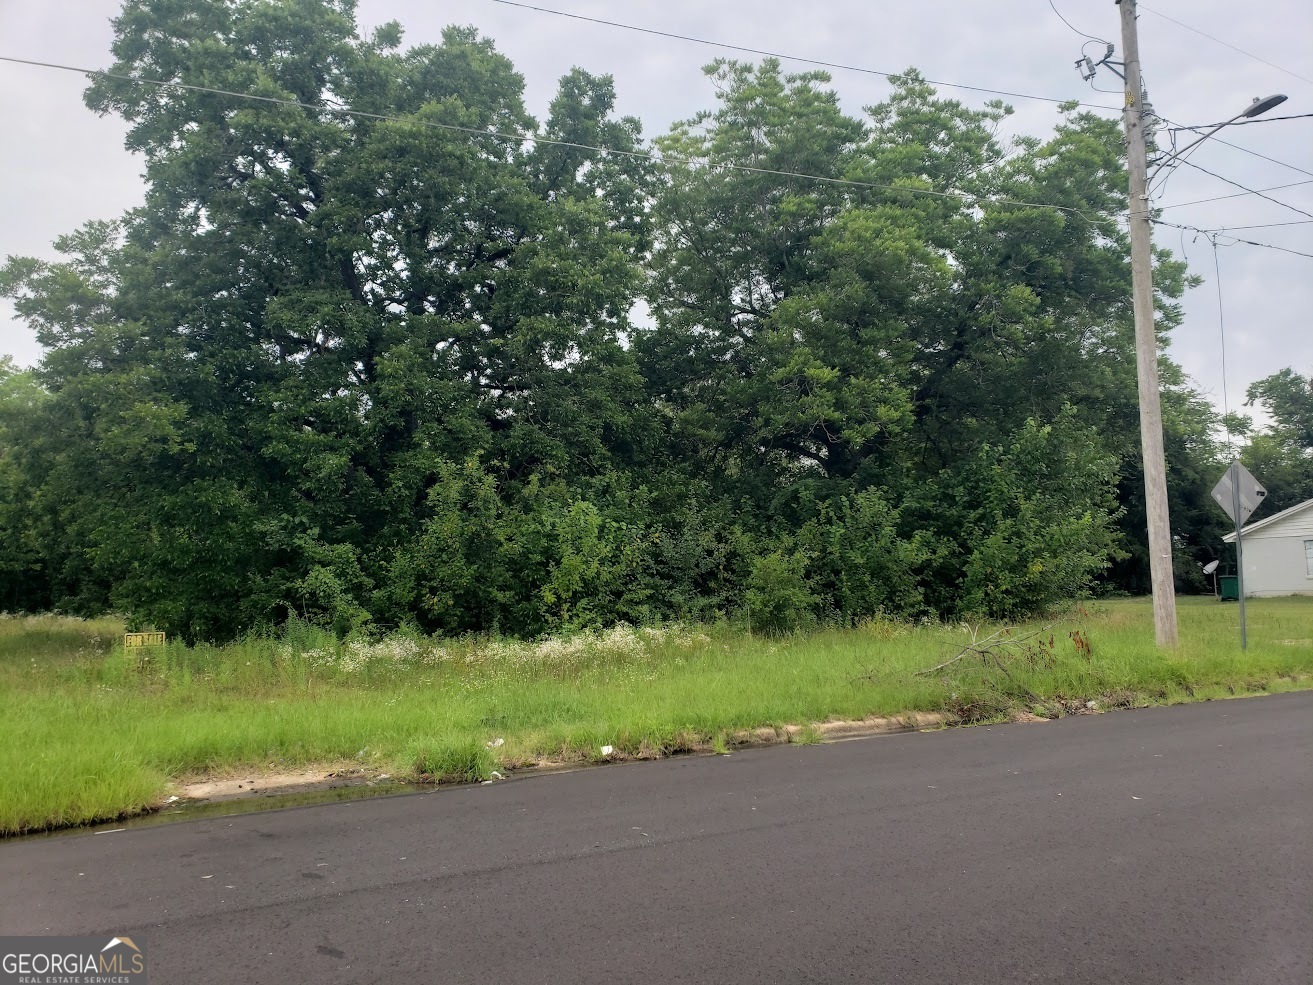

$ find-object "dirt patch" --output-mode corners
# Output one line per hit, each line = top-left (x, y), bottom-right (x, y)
(1008, 710), (1051, 724)
(175, 765), (390, 803)
(171, 713), (957, 805)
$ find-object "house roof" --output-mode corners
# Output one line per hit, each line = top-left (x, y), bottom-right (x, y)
(1223, 497), (1313, 542)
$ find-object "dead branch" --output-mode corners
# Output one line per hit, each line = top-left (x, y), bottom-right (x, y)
(915, 623), (1056, 677)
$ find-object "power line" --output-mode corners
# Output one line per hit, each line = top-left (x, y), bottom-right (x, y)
(1215, 219), (1313, 231)
(1191, 132), (1313, 180)
(493, 2), (1309, 179)
(0, 53), (1110, 222)
(13, 50), (1307, 241)
(1173, 159), (1313, 221)
(1168, 113), (1313, 129)
(1206, 134), (1313, 180)
(1155, 178), (1313, 211)
(1154, 219), (1313, 258)
(1047, 0), (1108, 44)
(1218, 235), (1313, 259)
(1155, 114), (1313, 180)
(1137, 3), (1313, 86)
(487, 0), (1122, 111)
(1147, 126), (1207, 201)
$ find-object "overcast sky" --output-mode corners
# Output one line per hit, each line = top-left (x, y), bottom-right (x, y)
(2, 0), (1310, 425)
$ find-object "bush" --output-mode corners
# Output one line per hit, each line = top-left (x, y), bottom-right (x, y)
(948, 411), (1124, 620)
(746, 551), (817, 634)
(797, 489), (928, 622)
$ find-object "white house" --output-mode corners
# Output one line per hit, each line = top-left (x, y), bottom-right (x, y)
(1222, 497), (1313, 597)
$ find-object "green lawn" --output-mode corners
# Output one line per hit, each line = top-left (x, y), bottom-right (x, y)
(2, 597), (1310, 835)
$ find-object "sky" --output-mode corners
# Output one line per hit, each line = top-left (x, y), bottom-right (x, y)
(1, 0), (1310, 426)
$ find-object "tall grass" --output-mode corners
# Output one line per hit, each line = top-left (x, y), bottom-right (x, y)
(1, 598), (1310, 835)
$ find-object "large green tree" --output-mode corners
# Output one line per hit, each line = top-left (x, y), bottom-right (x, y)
(1243, 368), (1313, 516)
(0, 1), (1235, 635)
(2, 0), (651, 639)
(640, 62), (1199, 613)
(0, 357), (54, 612)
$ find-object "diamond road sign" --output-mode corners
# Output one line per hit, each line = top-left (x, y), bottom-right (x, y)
(1211, 460), (1266, 526)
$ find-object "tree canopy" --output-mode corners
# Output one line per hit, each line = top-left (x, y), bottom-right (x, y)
(0, 0), (1280, 639)
(1242, 368), (1313, 516)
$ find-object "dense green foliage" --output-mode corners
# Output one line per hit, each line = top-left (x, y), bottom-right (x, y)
(0, 0), (1295, 639)
(1242, 369), (1313, 516)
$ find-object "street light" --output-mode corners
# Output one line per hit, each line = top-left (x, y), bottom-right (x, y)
(1242, 94), (1288, 118)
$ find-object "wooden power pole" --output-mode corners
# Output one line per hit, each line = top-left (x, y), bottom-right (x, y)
(1117, 0), (1179, 648)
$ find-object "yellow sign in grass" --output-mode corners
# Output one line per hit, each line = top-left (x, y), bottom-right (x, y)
(124, 632), (166, 649)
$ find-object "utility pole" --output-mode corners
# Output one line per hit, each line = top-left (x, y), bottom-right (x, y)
(1116, 0), (1178, 648)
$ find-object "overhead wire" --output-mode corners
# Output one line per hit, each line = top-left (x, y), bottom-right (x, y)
(1153, 219), (1313, 259)
(1171, 159), (1313, 221)
(1047, 1), (1108, 45)
(1147, 127), (1201, 201)
(1210, 234), (1313, 259)
(1167, 113), (1313, 129)
(1155, 178), (1313, 211)
(1137, 3), (1313, 86)
(1154, 113), (1313, 180)
(1181, 130), (1313, 180)
(1076, 37), (1123, 94)
(1084, 73), (1122, 96)
(0, 53), (1109, 222)
(486, 0), (1122, 111)
(1202, 133), (1313, 179)
(1213, 219), (1313, 231)
(5, 48), (1307, 245)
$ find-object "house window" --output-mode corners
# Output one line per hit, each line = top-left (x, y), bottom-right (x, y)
(1306, 540), (1313, 577)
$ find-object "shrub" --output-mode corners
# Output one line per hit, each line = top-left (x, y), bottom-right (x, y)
(746, 550), (817, 634)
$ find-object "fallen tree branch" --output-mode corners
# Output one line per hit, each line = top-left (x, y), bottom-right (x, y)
(915, 623), (1056, 677)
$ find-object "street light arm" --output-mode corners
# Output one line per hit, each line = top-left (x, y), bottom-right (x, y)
(1154, 112), (1248, 173)
(1150, 94), (1288, 177)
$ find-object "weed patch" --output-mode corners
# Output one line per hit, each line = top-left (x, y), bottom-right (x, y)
(410, 738), (494, 785)
(1, 598), (1311, 835)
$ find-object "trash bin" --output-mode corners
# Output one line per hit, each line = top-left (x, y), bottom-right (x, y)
(1219, 575), (1239, 601)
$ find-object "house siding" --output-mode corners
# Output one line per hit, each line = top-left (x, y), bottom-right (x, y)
(1245, 510), (1313, 540)
(1240, 536), (1313, 597)
(1231, 500), (1313, 597)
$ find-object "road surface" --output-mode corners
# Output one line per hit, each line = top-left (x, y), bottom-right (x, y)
(2, 692), (1309, 983)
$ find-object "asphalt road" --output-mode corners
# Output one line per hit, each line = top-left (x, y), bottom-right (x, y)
(3, 693), (1310, 984)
